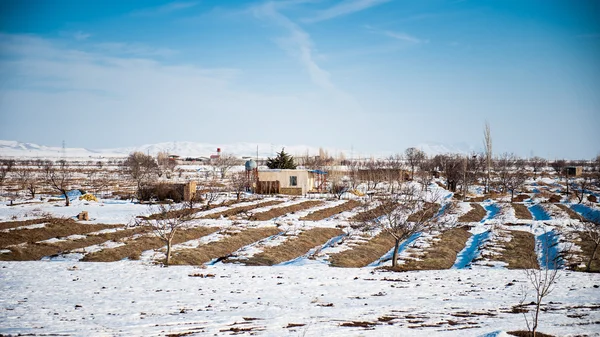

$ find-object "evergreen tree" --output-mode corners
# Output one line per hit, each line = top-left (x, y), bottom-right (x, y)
(267, 148), (297, 169)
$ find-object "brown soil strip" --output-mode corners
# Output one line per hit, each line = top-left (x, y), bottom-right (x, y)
(83, 226), (219, 262)
(0, 227), (145, 261)
(349, 204), (387, 223)
(512, 204), (533, 220)
(458, 203), (487, 222)
(144, 199), (246, 220)
(300, 200), (362, 221)
(0, 219), (119, 248)
(171, 227), (281, 265)
(0, 218), (54, 231)
(492, 230), (538, 269)
(555, 204), (584, 221)
(395, 226), (471, 271)
(329, 232), (395, 268)
(250, 200), (324, 221)
(201, 200), (284, 220)
(241, 227), (344, 266)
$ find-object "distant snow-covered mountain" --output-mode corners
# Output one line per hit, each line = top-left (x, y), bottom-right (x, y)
(0, 140), (476, 159)
(415, 142), (479, 156)
(0, 140), (329, 159)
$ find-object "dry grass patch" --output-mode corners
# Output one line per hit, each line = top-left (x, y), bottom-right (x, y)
(250, 200), (323, 221)
(172, 227), (281, 265)
(0, 226), (145, 261)
(0, 219), (119, 248)
(512, 203), (533, 220)
(555, 204), (584, 221)
(395, 226), (471, 271)
(201, 200), (284, 220)
(492, 230), (537, 269)
(300, 200), (361, 221)
(349, 204), (387, 222)
(458, 203), (487, 223)
(329, 232), (395, 268)
(83, 226), (218, 262)
(242, 227), (344, 266)
(0, 217), (55, 231)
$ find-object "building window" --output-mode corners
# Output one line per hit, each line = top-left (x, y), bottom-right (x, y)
(290, 176), (297, 186)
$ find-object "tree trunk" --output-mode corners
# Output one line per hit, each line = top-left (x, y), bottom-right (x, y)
(62, 190), (70, 206)
(165, 238), (172, 266)
(392, 238), (400, 268)
(586, 242), (599, 272)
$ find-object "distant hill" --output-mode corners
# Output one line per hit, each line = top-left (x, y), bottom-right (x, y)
(0, 140), (475, 159)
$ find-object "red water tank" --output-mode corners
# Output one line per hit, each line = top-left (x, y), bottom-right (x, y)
(217, 148), (221, 153)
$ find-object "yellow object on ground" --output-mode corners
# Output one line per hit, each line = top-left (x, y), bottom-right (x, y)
(350, 189), (365, 196)
(79, 194), (98, 202)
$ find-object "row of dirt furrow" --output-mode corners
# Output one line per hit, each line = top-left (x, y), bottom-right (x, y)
(0, 218), (56, 231)
(329, 232), (395, 268)
(172, 227), (281, 265)
(240, 227), (344, 266)
(0, 227), (147, 261)
(512, 203), (533, 220)
(458, 203), (487, 222)
(300, 200), (362, 221)
(83, 226), (219, 262)
(201, 200), (284, 219)
(0, 220), (120, 249)
(250, 200), (324, 221)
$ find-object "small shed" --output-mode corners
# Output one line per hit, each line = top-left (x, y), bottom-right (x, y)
(565, 166), (583, 177)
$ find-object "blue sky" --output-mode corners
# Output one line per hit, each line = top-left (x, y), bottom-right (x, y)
(0, 0), (598, 159)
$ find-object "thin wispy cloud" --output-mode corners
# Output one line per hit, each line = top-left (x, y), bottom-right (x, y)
(92, 42), (178, 57)
(303, 0), (391, 23)
(365, 25), (428, 44)
(73, 31), (91, 41)
(253, 2), (335, 91)
(131, 1), (198, 16)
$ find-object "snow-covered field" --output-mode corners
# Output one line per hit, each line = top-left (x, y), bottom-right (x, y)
(1, 261), (599, 337)
(1, 172), (600, 336)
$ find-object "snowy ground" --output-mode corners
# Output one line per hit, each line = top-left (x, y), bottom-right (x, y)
(1, 261), (599, 337)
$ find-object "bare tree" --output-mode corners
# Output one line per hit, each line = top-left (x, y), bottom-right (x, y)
(579, 216), (600, 272)
(483, 121), (492, 193)
(416, 156), (435, 191)
(0, 159), (15, 194)
(121, 152), (158, 199)
(496, 153), (516, 195)
(550, 159), (568, 194)
(519, 234), (560, 337)
(228, 171), (249, 201)
(329, 175), (347, 200)
(156, 152), (177, 179)
(443, 154), (463, 192)
(44, 160), (73, 206)
(135, 203), (194, 266)
(358, 184), (450, 268)
(529, 156), (547, 179)
(405, 147), (425, 180)
(14, 162), (39, 199)
(213, 153), (239, 180)
(572, 174), (593, 204)
(506, 158), (528, 202)
(198, 177), (224, 210)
